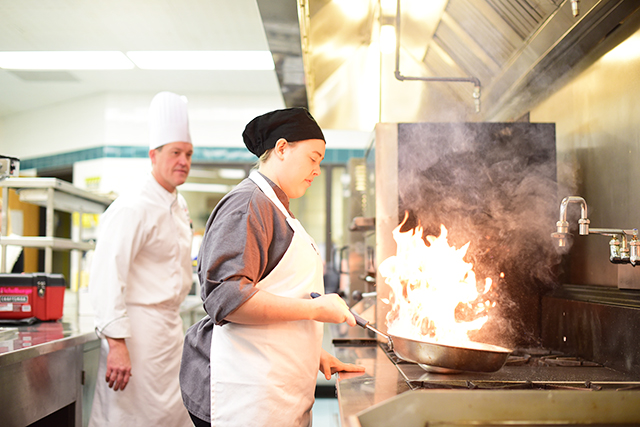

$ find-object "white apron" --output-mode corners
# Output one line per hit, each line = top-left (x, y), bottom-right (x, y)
(91, 304), (191, 426)
(89, 180), (193, 427)
(209, 171), (324, 427)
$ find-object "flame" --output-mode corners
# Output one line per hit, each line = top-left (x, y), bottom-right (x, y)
(380, 212), (495, 346)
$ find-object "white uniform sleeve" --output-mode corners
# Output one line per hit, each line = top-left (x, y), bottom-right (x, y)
(89, 200), (147, 339)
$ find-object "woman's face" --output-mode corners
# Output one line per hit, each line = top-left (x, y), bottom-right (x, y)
(278, 138), (325, 199)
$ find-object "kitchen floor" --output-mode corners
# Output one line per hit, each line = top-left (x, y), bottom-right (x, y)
(312, 398), (340, 427)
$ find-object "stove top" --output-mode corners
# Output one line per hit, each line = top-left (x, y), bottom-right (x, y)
(382, 343), (640, 391)
(332, 332), (640, 427)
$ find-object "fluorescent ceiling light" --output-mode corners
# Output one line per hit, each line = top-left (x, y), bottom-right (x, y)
(0, 51), (134, 70)
(127, 51), (275, 70)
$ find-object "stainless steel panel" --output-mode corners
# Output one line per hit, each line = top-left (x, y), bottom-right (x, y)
(374, 123), (398, 335)
(0, 290), (99, 426)
(333, 342), (411, 426)
(82, 340), (100, 427)
(542, 287), (640, 375)
(355, 389), (640, 427)
(0, 346), (82, 427)
(619, 264), (640, 290)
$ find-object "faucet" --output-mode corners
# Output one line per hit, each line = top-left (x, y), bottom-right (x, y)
(551, 196), (639, 266)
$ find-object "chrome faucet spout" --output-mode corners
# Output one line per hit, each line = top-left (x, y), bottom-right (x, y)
(558, 196), (589, 233)
(552, 196), (590, 246)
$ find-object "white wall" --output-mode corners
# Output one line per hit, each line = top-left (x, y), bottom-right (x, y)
(73, 157), (151, 196)
(0, 95), (107, 158)
(1, 89), (371, 203)
(0, 91), (286, 159)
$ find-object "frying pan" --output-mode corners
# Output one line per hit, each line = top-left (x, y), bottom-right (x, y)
(312, 293), (511, 373)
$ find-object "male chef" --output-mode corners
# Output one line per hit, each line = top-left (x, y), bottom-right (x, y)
(88, 91), (194, 427)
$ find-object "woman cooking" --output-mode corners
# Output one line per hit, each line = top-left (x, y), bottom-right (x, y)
(180, 107), (365, 427)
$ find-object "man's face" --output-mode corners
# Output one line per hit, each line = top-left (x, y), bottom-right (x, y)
(150, 141), (193, 192)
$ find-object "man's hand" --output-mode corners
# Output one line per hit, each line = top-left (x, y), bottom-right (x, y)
(319, 349), (366, 380)
(105, 337), (132, 391)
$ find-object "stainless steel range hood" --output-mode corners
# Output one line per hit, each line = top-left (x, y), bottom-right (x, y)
(296, 0), (640, 128)
(257, 0), (309, 109)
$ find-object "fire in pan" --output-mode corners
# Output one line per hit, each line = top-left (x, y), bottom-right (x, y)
(312, 292), (511, 373)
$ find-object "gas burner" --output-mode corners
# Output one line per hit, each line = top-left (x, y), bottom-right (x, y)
(410, 380), (608, 391)
(380, 341), (640, 392)
(505, 348), (603, 368)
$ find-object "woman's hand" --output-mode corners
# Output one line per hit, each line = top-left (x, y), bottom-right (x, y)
(318, 349), (366, 380)
(311, 293), (357, 326)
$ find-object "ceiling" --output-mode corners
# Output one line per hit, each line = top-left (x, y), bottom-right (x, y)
(2, 0), (640, 129)
(0, 0), (303, 118)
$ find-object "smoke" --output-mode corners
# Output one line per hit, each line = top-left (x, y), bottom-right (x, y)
(395, 122), (564, 346)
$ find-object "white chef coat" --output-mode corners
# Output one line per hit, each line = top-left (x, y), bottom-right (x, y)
(209, 171), (324, 427)
(89, 174), (193, 427)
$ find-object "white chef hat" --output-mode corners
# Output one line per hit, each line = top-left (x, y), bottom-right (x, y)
(148, 91), (192, 150)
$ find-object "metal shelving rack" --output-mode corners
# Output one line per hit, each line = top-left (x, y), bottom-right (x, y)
(0, 177), (113, 273)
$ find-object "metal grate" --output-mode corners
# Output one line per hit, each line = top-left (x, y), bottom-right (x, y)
(447, 0), (520, 67)
(433, 20), (495, 84)
(427, 0), (562, 88)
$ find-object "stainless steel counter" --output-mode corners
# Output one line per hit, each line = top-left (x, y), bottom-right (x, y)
(334, 341), (410, 427)
(0, 312), (96, 367)
(0, 290), (206, 427)
(330, 323), (410, 427)
(332, 327), (640, 427)
(0, 291), (99, 427)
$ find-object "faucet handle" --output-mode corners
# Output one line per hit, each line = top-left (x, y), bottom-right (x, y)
(609, 236), (623, 263)
(630, 237), (639, 266)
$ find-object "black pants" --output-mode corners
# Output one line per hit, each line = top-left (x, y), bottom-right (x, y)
(189, 412), (210, 427)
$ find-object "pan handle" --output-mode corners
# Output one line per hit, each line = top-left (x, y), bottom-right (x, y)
(310, 292), (391, 344)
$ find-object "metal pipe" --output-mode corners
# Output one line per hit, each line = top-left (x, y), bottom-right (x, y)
(570, 0), (580, 18)
(45, 187), (54, 273)
(1, 186), (8, 272)
(393, 0), (482, 112)
(324, 164), (333, 264)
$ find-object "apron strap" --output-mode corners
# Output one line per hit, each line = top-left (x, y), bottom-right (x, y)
(250, 171), (321, 257)
(249, 171), (292, 219)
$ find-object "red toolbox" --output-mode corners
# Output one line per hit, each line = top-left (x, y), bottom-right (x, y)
(0, 273), (66, 321)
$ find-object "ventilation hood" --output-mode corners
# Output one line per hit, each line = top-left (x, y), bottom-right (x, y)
(296, 0), (640, 129)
